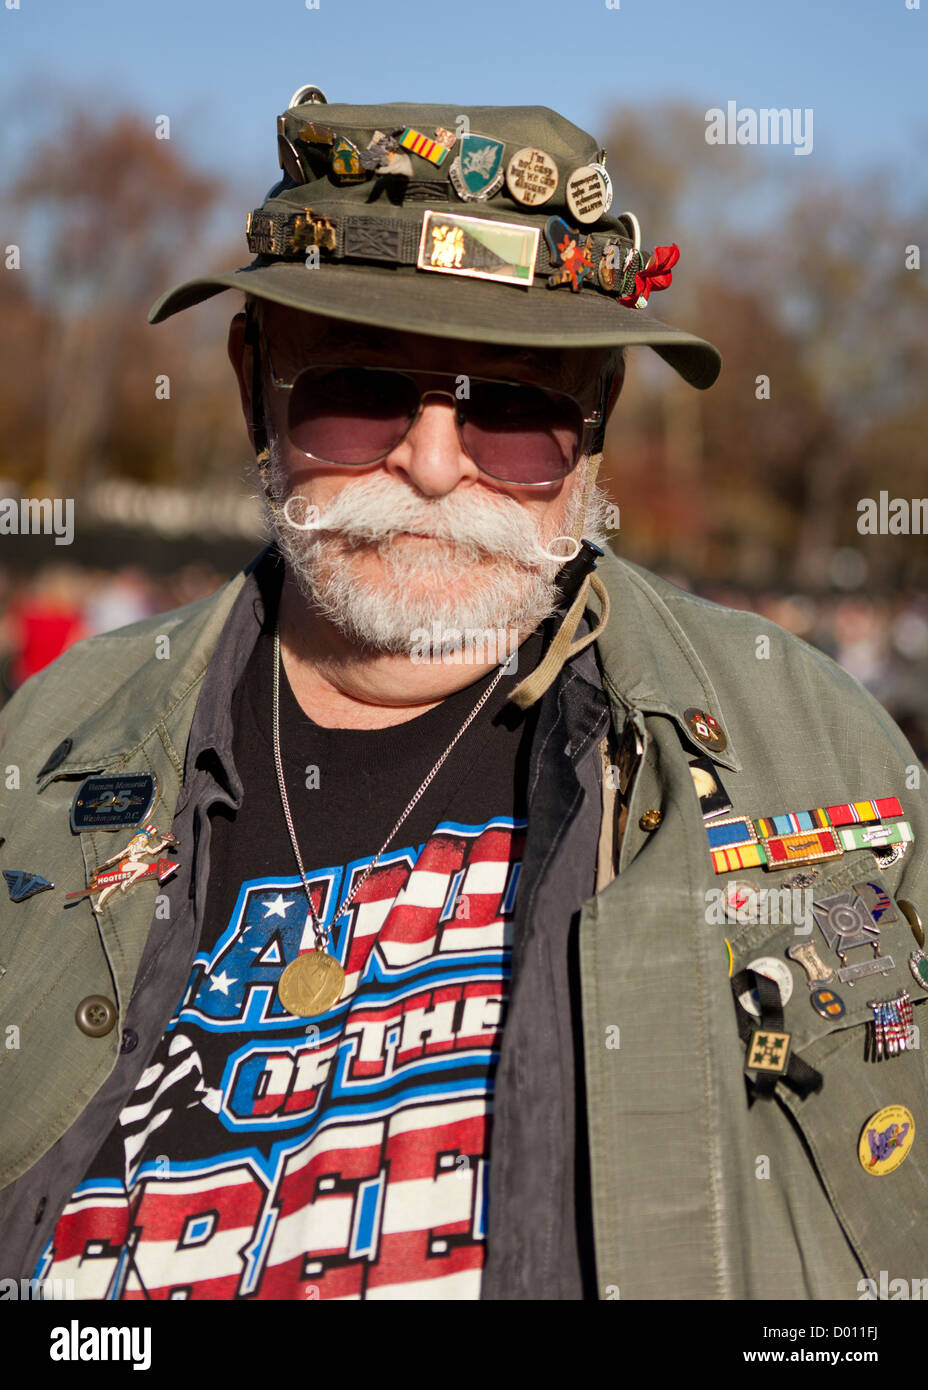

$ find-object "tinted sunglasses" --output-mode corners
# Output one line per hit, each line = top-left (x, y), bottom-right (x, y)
(261, 336), (605, 486)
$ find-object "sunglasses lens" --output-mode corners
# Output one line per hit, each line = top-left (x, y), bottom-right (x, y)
(461, 381), (583, 484)
(288, 368), (418, 463)
(286, 367), (585, 482)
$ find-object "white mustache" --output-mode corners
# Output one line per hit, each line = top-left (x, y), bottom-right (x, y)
(279, 472), (574, 566)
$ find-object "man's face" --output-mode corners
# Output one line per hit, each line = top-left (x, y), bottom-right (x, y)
(229, 300), (622, 654)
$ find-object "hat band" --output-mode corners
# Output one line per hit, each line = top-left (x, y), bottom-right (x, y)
(245, 205), (647, 300)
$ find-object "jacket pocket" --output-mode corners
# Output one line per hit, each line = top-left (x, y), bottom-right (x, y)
(777, 996), (928, 1286)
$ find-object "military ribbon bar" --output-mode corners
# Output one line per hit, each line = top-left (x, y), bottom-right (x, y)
(826, 797), (904, 826)
(754, 808), (830, 839)
(707, 817), (766, 874)
(761, 827), (843, 868)
(712, 844), (767, 874)
(709, 794), (912, 876)
(707, 817), (758, 849)
(399, 127), (450, 166)
(837, 820), (914, 852)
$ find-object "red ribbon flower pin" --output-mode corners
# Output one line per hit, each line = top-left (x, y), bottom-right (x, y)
(619, 243), (680, 309)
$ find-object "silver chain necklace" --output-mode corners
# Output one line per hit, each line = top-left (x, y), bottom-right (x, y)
(272, 619), (510, 1016)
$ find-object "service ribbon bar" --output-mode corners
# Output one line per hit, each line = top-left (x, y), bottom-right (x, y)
(707, 792), (912, 875)
(754, 808), (830, 839)
(826, 797), (904, 826)
(712, 844), (767, 874)
(399, 127), (450, 166)
(837, 820), (914, 852)
(707, 817), (765, 874)
(761, 827), (843, 869)
(706, 817), (758, 850)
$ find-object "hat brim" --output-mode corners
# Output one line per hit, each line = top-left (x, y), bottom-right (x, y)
(148, 259), (721, 390)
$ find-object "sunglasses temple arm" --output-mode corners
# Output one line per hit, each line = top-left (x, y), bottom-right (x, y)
(245, 305), (271, 475)
(586, 373), (610, 456)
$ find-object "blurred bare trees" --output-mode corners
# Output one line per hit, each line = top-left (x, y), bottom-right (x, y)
(1, 100), (926, 590)
(600, 102), (928, 590)
(2, 109), (247, 494)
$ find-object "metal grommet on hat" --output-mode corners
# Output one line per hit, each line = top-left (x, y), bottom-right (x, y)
(289, 84), (327, 108)
(616, 211), (641, 251)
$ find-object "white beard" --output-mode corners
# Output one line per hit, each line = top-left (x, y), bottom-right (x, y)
(261, 428), (612, 656)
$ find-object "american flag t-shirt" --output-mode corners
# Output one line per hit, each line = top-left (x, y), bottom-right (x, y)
(38, 622), (538, 1299)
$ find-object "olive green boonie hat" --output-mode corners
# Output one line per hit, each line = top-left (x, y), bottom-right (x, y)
(148, 88), (721, 390)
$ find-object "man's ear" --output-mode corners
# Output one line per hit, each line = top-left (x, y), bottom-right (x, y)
(227, 311), (255, 442)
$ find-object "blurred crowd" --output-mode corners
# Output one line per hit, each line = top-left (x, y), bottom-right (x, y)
(0, 563), (225, 697)
(1, 562), (926, 764)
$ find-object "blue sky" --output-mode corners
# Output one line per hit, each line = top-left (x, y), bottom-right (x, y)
(1, 0), (925, 207)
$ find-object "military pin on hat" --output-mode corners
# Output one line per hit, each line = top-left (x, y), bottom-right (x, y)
(565, 164), (612, 224)
(505, 147), (559, 207)
(544, 217), (595, 292)
(449, 134), (506, 201)
(330, 135), (366, 183)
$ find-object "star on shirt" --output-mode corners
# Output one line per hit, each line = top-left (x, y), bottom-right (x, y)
(262, 893), (293, 919)
(209, 970), (237, 996)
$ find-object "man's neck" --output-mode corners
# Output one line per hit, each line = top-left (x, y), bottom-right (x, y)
(277, 573), (529, 730)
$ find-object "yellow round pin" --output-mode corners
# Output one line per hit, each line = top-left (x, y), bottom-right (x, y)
(724, 938), (734, 977)
(858, 1104), (915, 1176)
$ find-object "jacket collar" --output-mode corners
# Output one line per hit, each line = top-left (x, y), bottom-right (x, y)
(36, 542), (740, 788)
(590, 547), (742, 773)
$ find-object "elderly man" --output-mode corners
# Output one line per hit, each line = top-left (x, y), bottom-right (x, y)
(1, 95), (927, 1303)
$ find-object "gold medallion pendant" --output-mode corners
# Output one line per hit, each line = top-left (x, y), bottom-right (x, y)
(278, 950), (346, 1017)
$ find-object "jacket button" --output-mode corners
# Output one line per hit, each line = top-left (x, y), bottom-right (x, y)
(120, 1028), (139, 1054)
(75, 995), (117, 1037)
(639, 808), (663, 831)
(36, 738), (73, 779)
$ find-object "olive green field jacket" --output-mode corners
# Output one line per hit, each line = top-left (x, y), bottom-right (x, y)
(1, 546), (926, 1299)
